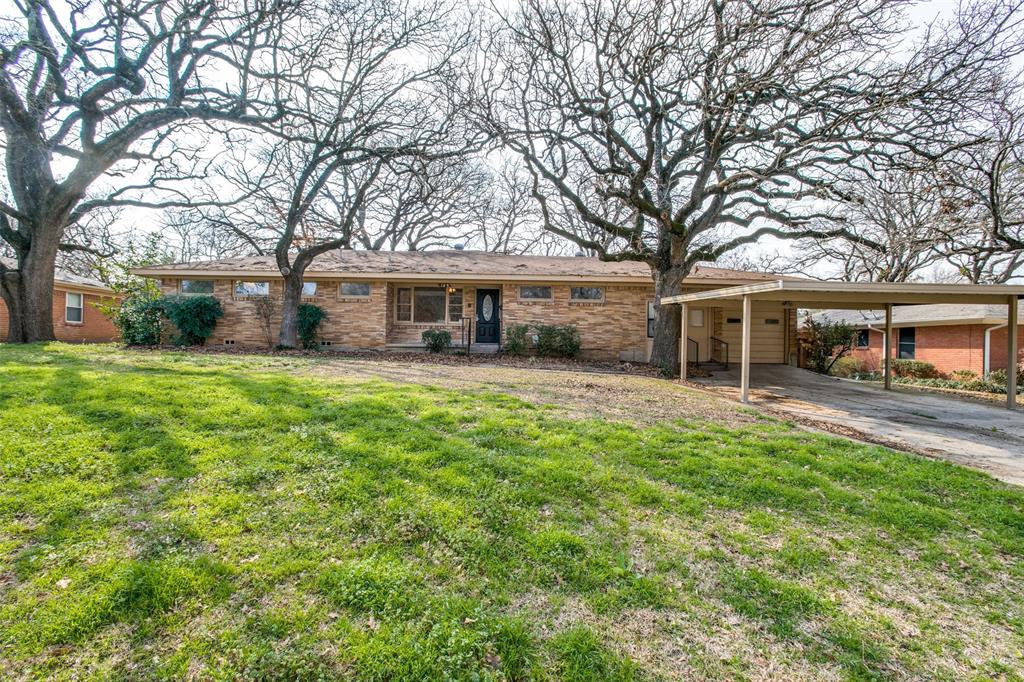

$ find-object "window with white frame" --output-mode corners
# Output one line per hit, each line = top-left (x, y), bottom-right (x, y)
(340, 282), (371, 297)
(519, 285), (552, 300)
(396, 286), (463, 323)
(688, 308), (704, 327)
(179, 279), (214, 294)
(65, 292), (84, 323)
(234, 281), (269, 297)
(570, 286), (604, 302)
(302, 281), (317, 297)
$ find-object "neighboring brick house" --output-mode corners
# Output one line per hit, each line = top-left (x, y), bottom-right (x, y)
(0, 263), (119, 342)
(814, 303), (1024, 377)
(134, 250), (801, 363)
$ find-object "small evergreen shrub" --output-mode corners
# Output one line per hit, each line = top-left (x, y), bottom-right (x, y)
(891, 359), (939, 379)
(801, 313), (856, 374)
(111, 292), (165, 346)
(828, 356), (865, 378)
(504, 324), (530, 355)
(297, 304), (327, 350)
(951, 369), (978, 382)
(422, 329), (452, 353)
(161, 295), (223, 346)
(535, 324), (581, 358)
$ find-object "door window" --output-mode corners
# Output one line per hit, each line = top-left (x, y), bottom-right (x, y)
(481, 294), (494, 322)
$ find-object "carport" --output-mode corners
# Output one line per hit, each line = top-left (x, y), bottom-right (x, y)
(661, 281), (1024, 409)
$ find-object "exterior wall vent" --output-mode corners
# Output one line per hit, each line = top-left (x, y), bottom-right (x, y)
(320, 340), (333, 346)
(224, 339), (235, 345)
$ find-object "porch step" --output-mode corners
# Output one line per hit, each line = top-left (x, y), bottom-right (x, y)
(385, 343), (501, 354)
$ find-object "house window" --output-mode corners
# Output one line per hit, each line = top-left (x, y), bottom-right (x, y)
(180, 279), (213, 295)
(855, 329), (870, 348)
(519, 285), (552, 300)
(726, 317), (741, 324)
(340, 282), (371, 297)
(234, 281), (269, 297)
(302, 281), (317, 297)
(765, 318), (780, 325)
(396, 287), (462, 323)
(898, 327), (916, 359)
(647, 301), (656, 338)
(689, 309), (704, 327)
(65, 292), (83, 323)
(571, 286), (604, 301)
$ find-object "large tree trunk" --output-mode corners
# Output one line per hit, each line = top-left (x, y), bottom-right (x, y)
(277, 270), (304, 348)
(2, 229), (61, 343)
(649, 264), (687, 376)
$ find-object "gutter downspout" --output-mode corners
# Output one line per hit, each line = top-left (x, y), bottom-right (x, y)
(984, 323), (1008, 379)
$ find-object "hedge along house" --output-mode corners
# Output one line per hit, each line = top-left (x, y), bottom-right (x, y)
(0, 259), (119, 343)
(812, 301), (1024, 379)
(133, 249), (800, 363)
(661, 280), (1024, 409)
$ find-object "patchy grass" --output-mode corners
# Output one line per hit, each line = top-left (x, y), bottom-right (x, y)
(1, 344), (1023, 680)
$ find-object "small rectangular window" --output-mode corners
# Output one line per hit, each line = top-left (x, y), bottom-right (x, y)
(180, 279), (214, 295)
(726, 317), (741, 324)
(765, 318), (780, 325)
(898, 327), (916, 359)
(855, 329), (870, 348)
(234, 281), (269, 297)
(340, 282), (371, 297)
(396, 287), (412, 322)
(570, 286), (604, 301)
(647, 301), (656, 338)
(688, 309), (704, 327)
(302, 281), (317, 297)
(448, 288), (463, 322)
(65, 292), (83, 323)
(519, 285), (552, 300)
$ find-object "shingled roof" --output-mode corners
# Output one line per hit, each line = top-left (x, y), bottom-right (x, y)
(810, 301), (1024, 328)
(133, 249), (799, 284)
(0, 257), (112, 293)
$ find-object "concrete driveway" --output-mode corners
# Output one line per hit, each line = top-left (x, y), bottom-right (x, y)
(691, 365), (1024, 486)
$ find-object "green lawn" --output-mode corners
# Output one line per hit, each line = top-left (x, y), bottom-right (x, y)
(2, 344), (1023, 680)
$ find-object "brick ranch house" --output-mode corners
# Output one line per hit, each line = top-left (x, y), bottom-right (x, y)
(134, 250), (800, 363)
(0, 260), (119, 342)
(813, 302), (1024, 378)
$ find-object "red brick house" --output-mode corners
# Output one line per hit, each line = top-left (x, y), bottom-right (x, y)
(816, 303), (1024, 378)
(0, 264), (119, 343)
(134, 250), (800, 363)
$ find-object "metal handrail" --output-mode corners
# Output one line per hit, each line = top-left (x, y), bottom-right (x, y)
(710, 336), (729, 369)
(687, 337), (698, 366)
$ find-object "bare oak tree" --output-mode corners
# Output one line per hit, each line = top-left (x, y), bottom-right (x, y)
(0, 0), (294, 341)
(469, 0), (1024, 371)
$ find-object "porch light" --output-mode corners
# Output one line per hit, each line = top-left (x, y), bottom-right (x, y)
(441, 283), (457, 294)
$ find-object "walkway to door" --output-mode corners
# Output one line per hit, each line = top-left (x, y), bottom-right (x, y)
(692, 365), (1024, 486)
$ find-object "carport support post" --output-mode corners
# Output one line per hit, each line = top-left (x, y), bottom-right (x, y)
(740, 295), (752, 403)
(1009, 296), (1018, 409)
(884, 304), (893, 391)
(679, 303), (689, 380)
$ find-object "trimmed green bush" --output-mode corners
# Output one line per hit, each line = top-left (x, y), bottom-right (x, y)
(504, 324), (530, 356)
(535, 324), (581, 358)
(422, 329), (452, 353)
(891, 359), (939, 379)
(297, 304), (327, 350)
(111, 292), (165, 346)
(160, 295), (223, 346)
(828, 356), (865, 378)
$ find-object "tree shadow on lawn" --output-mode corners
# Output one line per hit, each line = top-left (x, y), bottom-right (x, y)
(3, 352), (1024, 679)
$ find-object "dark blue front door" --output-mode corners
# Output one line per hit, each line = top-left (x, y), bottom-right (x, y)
(476, 289), (500, 343)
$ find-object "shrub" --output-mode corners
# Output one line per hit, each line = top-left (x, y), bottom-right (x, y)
(535, 324), (581, 358)
(951, 369), (978, 382)
(989, 365), (1024, 388)
(110, 291), (165, 346)
(504, 324), (530, 356)
(160, 295), (223, 346)
(421, 329), (452, 353)
(828, 356), (865, 378)
(891, 359), (939, 379)
(297, 304), (327, 350)
(801, 313), (856, 374)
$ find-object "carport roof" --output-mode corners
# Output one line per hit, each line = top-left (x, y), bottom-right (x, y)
(661, 280), (1024, 309)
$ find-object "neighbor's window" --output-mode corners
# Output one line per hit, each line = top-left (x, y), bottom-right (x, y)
(180, 279), (214, 295)
(65, 292), (84, 323)
(855, 329), (870, 348)
(234, 281), (269, 297)
(898, 327), (916, 359)
(396, 287), (462, 323)
(519, 285), (552, 300)
(302, 281), (317, 297)
(647, 301), (656, 338)
(688, 308), (704, 327)
(726, 317), (741, 324)
(340, 282), (371, 297)
(764, 318), (780, 325)
(570, 286), (604, 301)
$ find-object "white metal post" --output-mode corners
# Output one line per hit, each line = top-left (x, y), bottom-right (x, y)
(741, 295), (752, 403)
(884, 304), (893, 391)
(679, 303), (689, 380)
(1009, 296), (1018, 409)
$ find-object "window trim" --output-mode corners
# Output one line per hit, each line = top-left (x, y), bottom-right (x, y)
(394, 286), (464, 324)
(688, 308), (705, 328)
(301, 281), (318, 298)
(570, 286), (604, 303)
(897, 326), (916, 360)
(339, 281), (371, 298)
(178, 279), (215, 295)
(518, 285), (554, 302)
(233, 280), (270, 298)
(65, 291), (84, 324)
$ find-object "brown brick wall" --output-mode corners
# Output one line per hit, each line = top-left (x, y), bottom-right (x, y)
(850, 324), (1024, 376)
(0, 287), (118, 342)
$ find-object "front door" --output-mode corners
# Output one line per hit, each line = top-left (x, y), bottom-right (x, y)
(476, 289), (500, 343)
